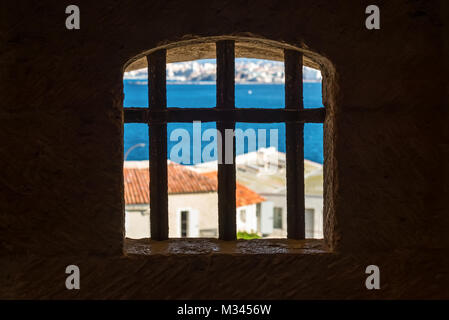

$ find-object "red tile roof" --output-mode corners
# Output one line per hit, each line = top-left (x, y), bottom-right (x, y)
(202, 171), (266, 207)
(124, 163), (265, 207)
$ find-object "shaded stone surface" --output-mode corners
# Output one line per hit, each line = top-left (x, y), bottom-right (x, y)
(0, 0), (448, 299)
(125, 38), (322, 71)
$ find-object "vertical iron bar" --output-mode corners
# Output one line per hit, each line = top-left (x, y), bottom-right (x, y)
(147, 50), (168, 240)
(285, 49), (305, 239)
(216, 40), (236, 240)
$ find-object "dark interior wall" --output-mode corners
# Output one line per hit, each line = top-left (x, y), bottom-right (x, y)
(1, 0), (448, 299)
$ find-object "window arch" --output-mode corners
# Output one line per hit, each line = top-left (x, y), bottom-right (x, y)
(124, 37), (328, 241)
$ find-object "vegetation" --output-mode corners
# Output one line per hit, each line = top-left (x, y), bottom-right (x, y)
(237, 231), (261, 240)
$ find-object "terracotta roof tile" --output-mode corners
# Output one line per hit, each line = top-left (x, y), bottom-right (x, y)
(124, 163), (265, 207)
(202, 171), (265, 207)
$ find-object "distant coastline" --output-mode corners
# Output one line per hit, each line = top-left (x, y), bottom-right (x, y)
(126, 79), (322, 85)
(124, 59), (322, 84)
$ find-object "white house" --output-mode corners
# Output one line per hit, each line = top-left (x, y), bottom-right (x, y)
(124, 161), (266, 239)
(193, 148), (324, 239)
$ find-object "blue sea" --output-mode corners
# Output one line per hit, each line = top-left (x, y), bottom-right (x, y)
(124, 81), (324, 164)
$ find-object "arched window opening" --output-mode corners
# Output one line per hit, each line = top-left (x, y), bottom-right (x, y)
(123, 38), (325, 241)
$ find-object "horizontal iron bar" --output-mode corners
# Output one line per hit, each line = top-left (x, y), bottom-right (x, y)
(124, 107), (325, 123)
(124, 108), (148, 123)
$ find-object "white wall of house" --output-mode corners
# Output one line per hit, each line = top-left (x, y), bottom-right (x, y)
(125, 193), (267, 239)
(168, 192), (218, 238)
(125, 204), (150, 239)
(261, 194), (286, 238)
(261, 193), (323, 239)
(125, 193), (322, 239)
(125, 193), (218, 239)
(236, 204), (258, 234)
(260, 201), (274, 235)
(304, 195), (324, 239)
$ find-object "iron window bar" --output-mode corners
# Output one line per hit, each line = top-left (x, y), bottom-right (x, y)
(123, 40), (325, 241)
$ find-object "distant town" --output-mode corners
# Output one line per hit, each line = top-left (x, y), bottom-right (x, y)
(124, 59), (322, 84)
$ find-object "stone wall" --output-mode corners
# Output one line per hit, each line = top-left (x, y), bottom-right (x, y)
(0, 0), (448, 299)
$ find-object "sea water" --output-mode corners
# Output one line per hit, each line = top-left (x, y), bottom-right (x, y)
(124, 81), (324, 164)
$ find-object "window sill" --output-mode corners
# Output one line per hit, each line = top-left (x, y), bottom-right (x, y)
(124, 238), (330, 256)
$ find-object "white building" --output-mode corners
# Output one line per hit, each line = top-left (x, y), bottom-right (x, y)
(193, 148), (324, 239)
(124, 161), (266, 239)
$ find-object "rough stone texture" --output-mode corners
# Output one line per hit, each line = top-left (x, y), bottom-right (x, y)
(0, 0), (448, 298)
(125, 38), (321, 71)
